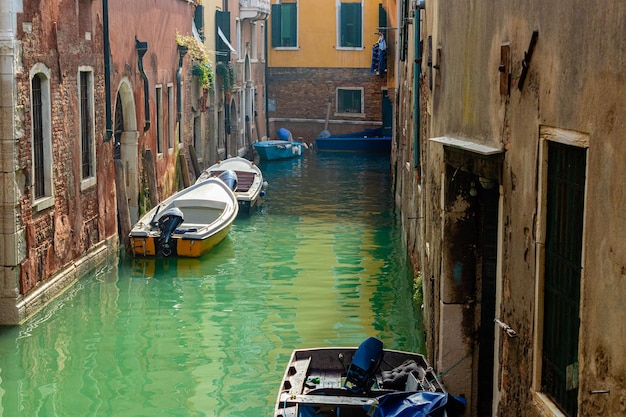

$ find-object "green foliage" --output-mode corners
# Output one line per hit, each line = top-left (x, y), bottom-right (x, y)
(413, 271), (423, 307)
(138, 172), (152, 218)
(176, 32), (215, 92)
(216, 62), (235, 92)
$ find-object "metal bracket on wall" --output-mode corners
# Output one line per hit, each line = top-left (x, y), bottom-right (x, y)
(518, 30), (538, 91)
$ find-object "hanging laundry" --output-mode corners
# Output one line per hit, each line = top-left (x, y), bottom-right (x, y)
(370, 32), (387, 76)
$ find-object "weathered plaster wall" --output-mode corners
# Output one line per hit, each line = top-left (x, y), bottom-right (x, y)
(394, 0), (626, 415)
(108, 0), (197, 202)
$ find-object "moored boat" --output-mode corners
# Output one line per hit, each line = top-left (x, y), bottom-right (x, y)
(196, 157), (266, 215)
(274, 337), (466, 417)
(254, 127), (306, 161)
(253, 140), (305, 161)
(128, 170), (239, 258)
(315, 127), (391, 153)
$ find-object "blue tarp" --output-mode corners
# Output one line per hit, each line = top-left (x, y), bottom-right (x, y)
(364, 391), (467, 417)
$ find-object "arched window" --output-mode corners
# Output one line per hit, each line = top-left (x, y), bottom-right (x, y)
(30, 65), (54, 211)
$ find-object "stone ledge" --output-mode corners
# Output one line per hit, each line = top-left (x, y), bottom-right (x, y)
(0, 235), (118, 325)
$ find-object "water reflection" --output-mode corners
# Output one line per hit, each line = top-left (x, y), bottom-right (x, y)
(0, 152), (423, 416)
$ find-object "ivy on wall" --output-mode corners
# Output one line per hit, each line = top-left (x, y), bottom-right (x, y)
(216, 62), (235, 92)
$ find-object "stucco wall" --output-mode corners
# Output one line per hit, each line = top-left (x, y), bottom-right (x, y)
(394, 0), (626, 416)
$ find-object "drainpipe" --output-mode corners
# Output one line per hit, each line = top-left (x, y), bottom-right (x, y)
(413, 1), (425, 168)
(136, 39), (150, 132)
(177, 45), (188, 122)
(103, 0), (113, 141)
(264, 23), (270, 139)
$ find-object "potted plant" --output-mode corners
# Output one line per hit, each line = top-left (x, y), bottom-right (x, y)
(175, 32), (214, 93)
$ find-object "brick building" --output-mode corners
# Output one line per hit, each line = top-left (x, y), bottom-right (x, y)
(0, 0), (201, 325)
(202, 0), (270, 160)
(0, 0), (115, 324)
(266, 0), (391, 142)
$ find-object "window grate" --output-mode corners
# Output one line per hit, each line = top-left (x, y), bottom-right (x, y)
(32, 75), (45, 199)
(80, 71), (93, 179)
(542, 141), (586, 417)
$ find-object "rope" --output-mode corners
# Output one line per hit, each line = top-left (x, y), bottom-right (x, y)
(429, 345), (476, 384)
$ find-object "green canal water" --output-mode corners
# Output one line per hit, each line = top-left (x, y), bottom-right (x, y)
(0, 152), (424, 416)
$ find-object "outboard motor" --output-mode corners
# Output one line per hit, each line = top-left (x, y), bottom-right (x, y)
(218, 169), (238, 191)
(156, 207), (184, 257)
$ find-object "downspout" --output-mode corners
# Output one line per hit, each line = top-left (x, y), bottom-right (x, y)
(413, 1), (425, 169)
(264, 22), (270, 139)
(136, 39), (150, 132)
(177, 45), (188, 122)
(103, 0), (113, 141)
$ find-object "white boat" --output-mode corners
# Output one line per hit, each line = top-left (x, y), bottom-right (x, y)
(274, 337), (466, 417)
(129, 171), (239, 258)
(196, 157), (266, 215)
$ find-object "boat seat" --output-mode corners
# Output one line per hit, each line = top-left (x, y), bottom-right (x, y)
(343, 337), (384, 394)
(173, 198), (227, 210)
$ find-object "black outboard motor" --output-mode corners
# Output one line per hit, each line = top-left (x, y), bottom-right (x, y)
(156, 207), (184, 257)
(218, 169), (238, 191)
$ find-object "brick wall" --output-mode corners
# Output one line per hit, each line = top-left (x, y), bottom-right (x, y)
(267, 67), (386, 140)
(16, 0), (111, 296)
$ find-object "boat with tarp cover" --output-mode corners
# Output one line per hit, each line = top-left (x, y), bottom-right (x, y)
(274, 337), (466, 417)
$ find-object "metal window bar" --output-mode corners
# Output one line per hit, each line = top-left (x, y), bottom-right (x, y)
(80, 71), (93, 179)
(542, 141), (586, 417)
(32, 75), (45, 199)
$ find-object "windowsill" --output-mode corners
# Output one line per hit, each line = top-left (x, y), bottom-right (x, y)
(532, 391), (568, 417)
(80, 176), (96, 192)
(336, 46), (364, 51)
(334, 112), (365, 118)
(157, 152), (164, 160)
(33, 196), (55, 213)
(272, 47), (299, 51)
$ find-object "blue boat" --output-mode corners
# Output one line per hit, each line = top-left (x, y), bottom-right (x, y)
(253, 140), (305, 161)
(254, 128), (305, 161)
(315, 127), (391, 153)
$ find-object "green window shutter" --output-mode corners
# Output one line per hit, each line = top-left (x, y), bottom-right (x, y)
(271, 4), (281, 47)
(194, 5), (205, 41)
(340, 3), (362, 48)
(216, 10), (231, 62)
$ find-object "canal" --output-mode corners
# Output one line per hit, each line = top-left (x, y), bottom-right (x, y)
(0, 152), (424, 417)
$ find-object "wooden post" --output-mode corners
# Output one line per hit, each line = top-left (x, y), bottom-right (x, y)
(178, 153), (191, 188)
(114, 159), (132, 252)
(188, 144), (202, 179)
(144, 149), (159, 208)
(324, 95), (332, 132)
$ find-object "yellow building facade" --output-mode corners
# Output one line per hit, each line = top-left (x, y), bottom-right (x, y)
(267, 0), (395, 141)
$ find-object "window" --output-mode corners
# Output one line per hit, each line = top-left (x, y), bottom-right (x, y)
(32, 75), (46, 198)
(541, 141), (586, 417)
(30, 66), (53, 209)
(271, 1), (297, 48)
(167, 84), (174, 150)
(79, 69), (95, 183)
(339, 2), (362, 48)
(337, 88), (363, 114)
(156, 85), (163, 154)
